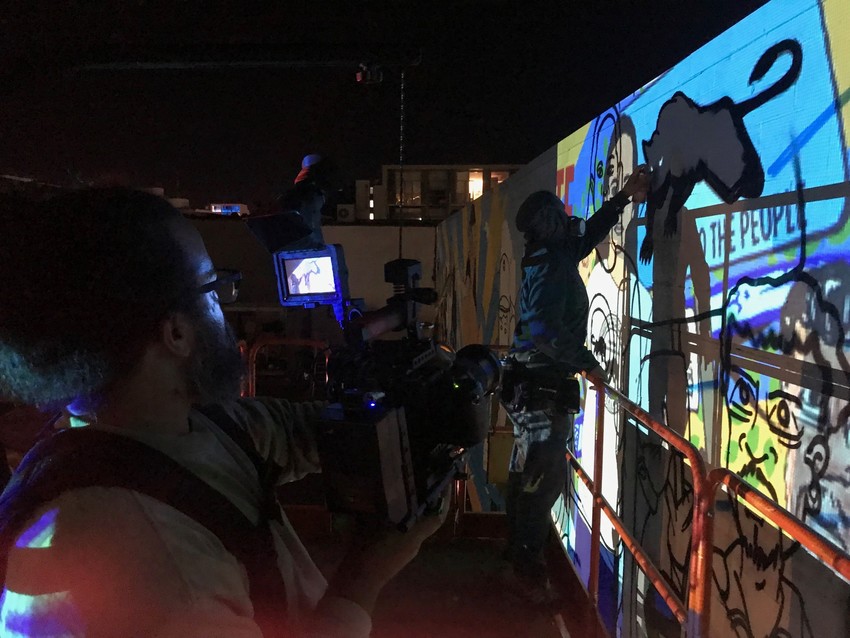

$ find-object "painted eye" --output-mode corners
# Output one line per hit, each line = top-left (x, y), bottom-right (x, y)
(804, 436), (829, 476)
(729, 376), (757, 424)
(776, 401), (789, 426)
(767, 397), (802, 448)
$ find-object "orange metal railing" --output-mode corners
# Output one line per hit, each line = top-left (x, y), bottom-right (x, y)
(245, 334), (329, 398)
(707, 468), (850, 585)
(242, 340), (850, 634)
(574, 374), (712, 637)
(572, 373), (850, 637)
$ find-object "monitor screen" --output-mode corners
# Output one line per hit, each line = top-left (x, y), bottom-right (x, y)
(283, 255), (336, 295)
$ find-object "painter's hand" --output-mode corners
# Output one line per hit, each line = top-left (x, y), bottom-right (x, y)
(622, 164), (651, 204)
(584, 364), (608, 386)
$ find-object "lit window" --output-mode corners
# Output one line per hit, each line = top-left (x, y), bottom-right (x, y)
(369, 186), (374, 194)
(455, 171), (468, 202)
(469, 170), (484, 200)
(369, 212), (375, 220)
(369, 199), (374, 208)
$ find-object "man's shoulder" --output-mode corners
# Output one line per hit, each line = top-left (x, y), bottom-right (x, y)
(192, 397), (293, 426)
(5, 487), (174, 599)
(522, 246), (567, 273)
(7, 484), (235, 594)
(11, 485), (159, 549)
(3, 487), (207, 636)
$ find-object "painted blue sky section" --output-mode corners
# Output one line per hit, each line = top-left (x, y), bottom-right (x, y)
(562, 0), (847, 300)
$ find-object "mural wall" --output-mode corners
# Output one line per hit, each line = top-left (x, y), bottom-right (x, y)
(435, 1), (850, 636)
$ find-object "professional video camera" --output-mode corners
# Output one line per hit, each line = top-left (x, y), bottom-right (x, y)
(274, 243), (500, 531)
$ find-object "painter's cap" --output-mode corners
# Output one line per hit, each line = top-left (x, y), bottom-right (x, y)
(515, 191), (563, 232)
(295, 154), (323, 184)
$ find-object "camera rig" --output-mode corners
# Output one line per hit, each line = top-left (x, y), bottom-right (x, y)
(274, 245), (500, 530)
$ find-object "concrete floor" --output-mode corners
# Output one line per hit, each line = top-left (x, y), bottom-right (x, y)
(294, 504), (604, 638)
(370, 537), (570, 638)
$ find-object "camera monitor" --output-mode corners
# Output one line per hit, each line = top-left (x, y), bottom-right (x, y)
(274, 243), (349, 311)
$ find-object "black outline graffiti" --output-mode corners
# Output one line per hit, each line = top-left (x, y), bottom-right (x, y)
(712, 498), (814, 638)
(497, 251), (517, 342)
(713, 154), (850, 637)
(435, 265), (458, 347)
(720, 155), (850, 524)
(639, 39), (803, 264)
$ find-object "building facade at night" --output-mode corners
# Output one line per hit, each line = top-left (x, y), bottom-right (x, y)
(339, 163), (520, 224)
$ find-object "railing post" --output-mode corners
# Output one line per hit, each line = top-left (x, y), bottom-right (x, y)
(684, 471), (713, 638)
(246, 340), (259, 398)
(587, 378), (606, 606)
(591, 377), (713, 638)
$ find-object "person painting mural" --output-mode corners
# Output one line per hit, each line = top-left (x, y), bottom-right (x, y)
(502, 166), (650, 603)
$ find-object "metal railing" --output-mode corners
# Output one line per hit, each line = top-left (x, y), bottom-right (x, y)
(573, 373), (850, 637)
(573, 374), (712, 636)
(241, 339), (850, 635)
(706, 468), (850, 584)
(245, 334), (329, 398)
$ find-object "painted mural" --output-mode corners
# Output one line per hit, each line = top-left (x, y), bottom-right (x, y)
(435, 1), (850, 636)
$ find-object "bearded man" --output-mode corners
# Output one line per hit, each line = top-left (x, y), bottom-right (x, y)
(0, 189), (444, 637)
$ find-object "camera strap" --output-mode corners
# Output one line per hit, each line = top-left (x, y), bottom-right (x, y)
(0, 419), (290, 638)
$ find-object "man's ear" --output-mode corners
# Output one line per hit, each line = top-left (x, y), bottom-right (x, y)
(160, 313), (195, 359)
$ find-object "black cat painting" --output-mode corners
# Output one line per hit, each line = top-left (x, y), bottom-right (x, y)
(639, 39), (803, 263)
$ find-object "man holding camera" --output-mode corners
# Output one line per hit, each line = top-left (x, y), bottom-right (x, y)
(0, 189), (446, 637)
(503, 166), (650, 604)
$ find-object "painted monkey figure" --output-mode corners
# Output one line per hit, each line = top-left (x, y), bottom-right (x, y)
(639, 39), (803, 264)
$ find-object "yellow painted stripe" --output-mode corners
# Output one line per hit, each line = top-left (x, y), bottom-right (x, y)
(823, 0), (850, 148)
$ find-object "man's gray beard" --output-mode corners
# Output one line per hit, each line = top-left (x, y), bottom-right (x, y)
(189, 312), (245, 405)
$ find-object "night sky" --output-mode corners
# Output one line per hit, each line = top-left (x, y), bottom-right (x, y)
(0, 1), (769, 207)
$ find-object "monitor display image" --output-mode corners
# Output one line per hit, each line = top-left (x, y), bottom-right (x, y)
(273, 243), (349, 317)
(283, 255), (336, 295)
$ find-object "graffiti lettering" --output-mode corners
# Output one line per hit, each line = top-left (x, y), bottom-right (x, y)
(702, 203), (800, 262)
(708, 218), (737, 261)
(738, 205), (799, 251)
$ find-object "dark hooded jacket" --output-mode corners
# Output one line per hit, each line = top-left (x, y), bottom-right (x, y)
(511, 191), (629, 373)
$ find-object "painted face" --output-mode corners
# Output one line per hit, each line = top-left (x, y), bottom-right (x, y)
(784, 362), (850, 551)
(734, 506), (786, 638)
(605, 131), (636, 243)
(781, 276), (850, 551)
(722, 276), (850, 551)
(724, 365), (802, 502)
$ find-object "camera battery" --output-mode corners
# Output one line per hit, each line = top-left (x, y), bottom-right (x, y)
(315, 404), (418, 526)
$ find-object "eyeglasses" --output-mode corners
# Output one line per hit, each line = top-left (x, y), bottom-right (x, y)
(196, 269), (242, 304)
